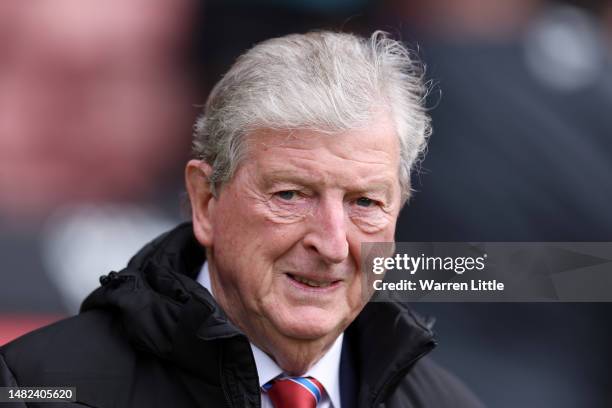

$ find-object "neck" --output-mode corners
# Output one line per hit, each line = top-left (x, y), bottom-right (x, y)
(250, 330), (339, 375)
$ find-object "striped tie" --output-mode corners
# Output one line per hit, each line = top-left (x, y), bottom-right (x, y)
(263, 376), (324, 408)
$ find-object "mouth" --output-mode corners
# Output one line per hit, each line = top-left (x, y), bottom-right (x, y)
(286, 273), (343, 290)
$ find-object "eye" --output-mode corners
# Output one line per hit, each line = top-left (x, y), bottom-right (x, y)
(356, 197), (376, 207)
(276, 190), (297, 201)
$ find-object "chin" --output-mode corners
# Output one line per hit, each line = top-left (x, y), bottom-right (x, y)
(274, 307), (345, 341)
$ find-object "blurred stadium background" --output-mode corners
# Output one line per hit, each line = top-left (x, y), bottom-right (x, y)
(1, 0), (611, 406)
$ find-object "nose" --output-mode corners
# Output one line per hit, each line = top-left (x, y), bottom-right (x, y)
(302, 196), (349, 264)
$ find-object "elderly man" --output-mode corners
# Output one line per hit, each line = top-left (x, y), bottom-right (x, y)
(0, 32), (482, 407)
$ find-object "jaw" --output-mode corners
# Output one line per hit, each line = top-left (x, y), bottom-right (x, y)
(245, 301), (365, 375)
(212, 285), (342, 374)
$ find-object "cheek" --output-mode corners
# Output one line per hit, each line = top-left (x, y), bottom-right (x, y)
(212, 193), (305, 273)
(348, 204), (400, 235)
(347, 216), (397, 253)
(214, 189), (262, 240)
(347, 218), (396, 292)
(350, 214), (391, 234)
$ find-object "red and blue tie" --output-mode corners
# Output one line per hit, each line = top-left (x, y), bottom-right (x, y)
(263, 376), (325, 408)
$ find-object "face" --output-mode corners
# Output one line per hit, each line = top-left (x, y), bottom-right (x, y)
(187, 116), (402, 369)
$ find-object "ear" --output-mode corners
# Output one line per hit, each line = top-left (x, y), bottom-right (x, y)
(185, 159), (216, 248)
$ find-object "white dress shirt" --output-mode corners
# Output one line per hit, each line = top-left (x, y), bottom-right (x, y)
(197, 262), (342, 408)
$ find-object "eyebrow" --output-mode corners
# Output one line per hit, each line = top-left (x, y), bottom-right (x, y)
(260, 169), (396, 200)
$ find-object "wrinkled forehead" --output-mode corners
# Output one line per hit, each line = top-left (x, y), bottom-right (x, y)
(242, 114), (401, 162)
(238, 120), (402, 191)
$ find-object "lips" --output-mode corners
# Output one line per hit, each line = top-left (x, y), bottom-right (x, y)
(286, 273), (342, 289)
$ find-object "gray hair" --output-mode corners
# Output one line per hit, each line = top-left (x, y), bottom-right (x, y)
(193, 30), (431, 202)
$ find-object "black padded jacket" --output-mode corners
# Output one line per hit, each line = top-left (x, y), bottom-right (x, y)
(0, 223), (484, 407)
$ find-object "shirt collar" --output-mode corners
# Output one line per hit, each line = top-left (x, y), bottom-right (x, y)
(197, 261), (343, 408)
